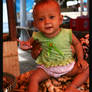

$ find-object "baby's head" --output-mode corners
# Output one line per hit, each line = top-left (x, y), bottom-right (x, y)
(33, 0), (63, 38)
(33, 0), (61, 17)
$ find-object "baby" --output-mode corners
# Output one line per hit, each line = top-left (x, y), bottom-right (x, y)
(18, 0), (89, 92)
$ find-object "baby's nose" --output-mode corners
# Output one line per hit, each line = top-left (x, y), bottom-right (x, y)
(44, 18), (51, 24)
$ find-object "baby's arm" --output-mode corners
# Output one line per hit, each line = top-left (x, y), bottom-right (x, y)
(72, 33), (84, 61)
(72, 33), (88, 73)
(17, 37), (42, 59)
(65, 33), (89, 92)
(71, 45), (76, 56)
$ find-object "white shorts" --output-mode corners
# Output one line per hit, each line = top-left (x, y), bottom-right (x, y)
(37, 61), (75, 78)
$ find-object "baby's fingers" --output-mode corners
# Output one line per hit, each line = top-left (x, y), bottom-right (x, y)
(17, 39), (29, 45)
(17, 39), (24, 43)
(17, 39), (32, 50)
(17, 39), (25, 45)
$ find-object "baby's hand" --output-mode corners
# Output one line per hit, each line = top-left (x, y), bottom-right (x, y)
(77, 59), (88, 70)
(17, 39), (32, 50)
(31, 40), (42, 59)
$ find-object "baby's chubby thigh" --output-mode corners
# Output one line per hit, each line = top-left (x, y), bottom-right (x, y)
(30, 68), (50, 83)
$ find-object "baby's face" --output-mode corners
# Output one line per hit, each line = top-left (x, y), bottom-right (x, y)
(33, 3), (63, 38)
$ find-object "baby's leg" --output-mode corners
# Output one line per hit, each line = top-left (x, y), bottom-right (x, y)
(65, 60), (89, 90)
(28, 68), (50, 92)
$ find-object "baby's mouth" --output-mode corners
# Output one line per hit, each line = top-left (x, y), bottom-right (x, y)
(45, 26), (53, 30)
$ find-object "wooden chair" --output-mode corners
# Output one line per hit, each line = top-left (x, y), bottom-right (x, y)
(3, 0), (20, 77)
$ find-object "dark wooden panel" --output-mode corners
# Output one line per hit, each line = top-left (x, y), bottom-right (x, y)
(6, 0), (17, 41)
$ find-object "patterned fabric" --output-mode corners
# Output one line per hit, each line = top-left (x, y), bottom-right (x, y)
(32, 28), (74, 67)
(14, 71), (89, 92)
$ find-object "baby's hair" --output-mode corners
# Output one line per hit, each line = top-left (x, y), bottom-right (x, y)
(33, 0), (61, 18)
(35, 0), (58, 4)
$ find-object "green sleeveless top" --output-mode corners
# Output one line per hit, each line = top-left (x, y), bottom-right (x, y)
(32, 28), (74, 67)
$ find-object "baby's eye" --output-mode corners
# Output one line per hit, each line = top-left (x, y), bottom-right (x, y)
(39, 18), (44, 21)
(49, 16), (55, 19)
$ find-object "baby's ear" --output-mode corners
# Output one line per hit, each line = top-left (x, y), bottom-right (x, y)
(60, 14), (63, 25)
(33, 20), (38, 29)
(33, 21), (36, 27)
